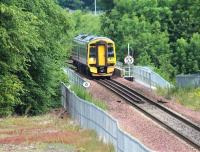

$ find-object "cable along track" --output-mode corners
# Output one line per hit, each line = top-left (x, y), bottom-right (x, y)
(97, 79), (200, 150)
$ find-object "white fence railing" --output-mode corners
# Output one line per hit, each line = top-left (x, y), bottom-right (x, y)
(61, 83), (151, 152)
(176, 74), (200, 88)
(133, 66), (171, 89)
(63, 68), (86, 89)
(116, 62), (172, 89)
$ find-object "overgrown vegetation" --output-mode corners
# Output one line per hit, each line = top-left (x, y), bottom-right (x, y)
(157, 87), (200, 111)
(101, 0), (200, 80)
(0, 113), (114, 151)
(71, 85), (107, 110)
(0, 0), (103, 117)
(0, 0), (73, 116)
(72, 10), (101, 35)
(58, 0), (110, 11)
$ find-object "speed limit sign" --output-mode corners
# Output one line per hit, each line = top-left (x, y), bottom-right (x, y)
(124, 55), (134, 65)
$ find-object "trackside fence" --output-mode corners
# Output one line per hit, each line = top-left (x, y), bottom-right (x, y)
(132, 66), (171, 89)
(63, 68), (86, 89)
(116, 62), (172, 89)
(61, 83), (151, 152)
(176, 74), (200, 88)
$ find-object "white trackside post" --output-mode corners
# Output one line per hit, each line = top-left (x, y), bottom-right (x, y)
(124, 44), (134, 80)
(128, 43), (130, 77)
(95, 0), (96, 15)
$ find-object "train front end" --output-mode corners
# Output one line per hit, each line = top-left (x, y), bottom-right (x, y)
(87, 38), (116, 77)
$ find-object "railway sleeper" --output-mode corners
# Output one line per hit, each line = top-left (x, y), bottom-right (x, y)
(105, 79), (144, 102)
(99, 80), (143, 103)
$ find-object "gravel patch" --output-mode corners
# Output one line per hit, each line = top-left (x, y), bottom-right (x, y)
(0, 144), (37, 152)
(0, 144), (76, 152)
(87, 78), (198, 152)
(114, 77), (200, 125)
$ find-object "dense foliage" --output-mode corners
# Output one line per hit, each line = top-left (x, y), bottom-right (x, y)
(58, 0), (95, 10)
(71, 10), (101, 35)
(0, 0), (73, 116)
(58, 0), (111, 11)
(1, 0), (199, 116)
(101, 0), (200, 79)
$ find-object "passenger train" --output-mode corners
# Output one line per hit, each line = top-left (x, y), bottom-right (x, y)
(71, 34), (116, 78)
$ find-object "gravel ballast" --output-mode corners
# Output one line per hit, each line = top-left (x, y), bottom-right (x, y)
(86, 77), (198, 152)
(114, 77), (200, 124)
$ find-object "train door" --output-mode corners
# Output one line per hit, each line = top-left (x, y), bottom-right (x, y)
(98, 45), (106, 66)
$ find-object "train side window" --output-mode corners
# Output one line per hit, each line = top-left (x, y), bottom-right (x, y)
(89, 47), (96, 58)
(108, 47), (114, 57)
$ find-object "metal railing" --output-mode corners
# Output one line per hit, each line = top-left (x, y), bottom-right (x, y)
(63, 67), (86, 89)
(176, 74), (200, 88)
(133, 66), (171, 89)
(116, 62), (172, 89)
(61, 83), (151, 152)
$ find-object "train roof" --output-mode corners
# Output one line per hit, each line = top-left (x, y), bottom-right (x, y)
(74, 34), (113, 44)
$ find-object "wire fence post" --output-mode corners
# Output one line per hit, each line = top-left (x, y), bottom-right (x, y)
(149, 72), (151, 90)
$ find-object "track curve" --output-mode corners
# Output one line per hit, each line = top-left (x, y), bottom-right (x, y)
(97, 79), (200, 150)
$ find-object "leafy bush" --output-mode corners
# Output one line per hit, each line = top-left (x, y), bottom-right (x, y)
(0, 0), (73, 116)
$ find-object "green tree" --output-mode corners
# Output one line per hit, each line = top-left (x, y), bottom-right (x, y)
(58, 0), (84, 10)
(173, 38), (188, 74)
(0, 0), (73, 116)
(101, 1), (175, 79)
(174, 33), (200, 74)
(97, 0), (114, 10)
(72, 10), (101, 35)
(0, 3), (40, 115)
(169, 0), (200, 41)
(101, 0), (200, 78)
(186, 33), (200, 73)
(58, 0), (99, 11)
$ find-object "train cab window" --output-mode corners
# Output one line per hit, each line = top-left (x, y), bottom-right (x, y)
(108, 46), (114, 57)
(89, 47), (96, 58)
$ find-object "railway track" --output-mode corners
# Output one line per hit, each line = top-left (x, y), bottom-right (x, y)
(97, 79), (200, 150)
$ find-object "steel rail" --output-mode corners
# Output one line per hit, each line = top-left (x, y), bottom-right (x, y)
(110, 79), (200, 132)
(97, 79), (200, 150)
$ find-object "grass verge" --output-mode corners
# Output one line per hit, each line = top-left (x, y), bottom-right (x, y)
(71, 85), (107, 110)
(157, 87), (200, 111)
(0, 111), (114, 152)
